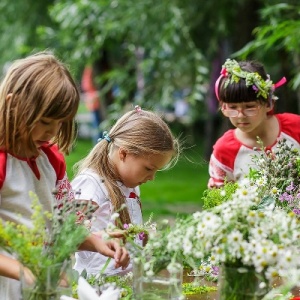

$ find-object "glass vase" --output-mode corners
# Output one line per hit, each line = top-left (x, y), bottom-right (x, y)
(217, 265), (270, 300)
(132, 260), (183, 300)
(20, 260), (73, 300)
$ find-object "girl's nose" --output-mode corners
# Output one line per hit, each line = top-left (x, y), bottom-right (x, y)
(237, 109), (245, 117)
(47, 123), (61, 136)
(148, 173), (155, 181)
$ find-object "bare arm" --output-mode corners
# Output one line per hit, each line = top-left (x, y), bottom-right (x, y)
(0, 254), (34, 283)
(0, 254), (20, 280)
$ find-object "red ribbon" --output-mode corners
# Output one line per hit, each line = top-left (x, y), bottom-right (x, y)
(273, 76), (287, 89)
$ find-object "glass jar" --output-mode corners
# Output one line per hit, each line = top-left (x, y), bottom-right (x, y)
(217, 264), (270, 300)
(132, 260), (183, 300)
(20, 260), (73, 300)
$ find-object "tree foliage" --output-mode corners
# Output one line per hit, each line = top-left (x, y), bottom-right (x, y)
(0, 0), (299, 120)
(235, 1), (300, 112)
(46, 0), (209, 119)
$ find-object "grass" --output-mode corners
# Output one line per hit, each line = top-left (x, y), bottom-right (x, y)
(66, 138), (210, 222)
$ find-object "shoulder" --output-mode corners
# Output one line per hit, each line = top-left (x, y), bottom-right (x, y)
(276, 112), (300, 124)
(40, 144), (66, 180)
(72, 169), (108, 204)
(276, 113), (300, 142)
(211, 129), (244, 170)
(213, 129), (241, 154)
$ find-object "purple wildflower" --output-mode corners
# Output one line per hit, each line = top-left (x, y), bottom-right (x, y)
(211, 265), (219, 275)
(293, 208), (300, 215)
(138, 232), (145, 240)
(286, 183), (295, 192)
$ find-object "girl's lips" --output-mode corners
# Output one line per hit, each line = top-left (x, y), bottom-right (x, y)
(36, 141), (49, 146)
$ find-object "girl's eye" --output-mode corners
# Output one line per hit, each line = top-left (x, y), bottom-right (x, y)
(41, 120), (50, 125)
(145, 167), (152, 171)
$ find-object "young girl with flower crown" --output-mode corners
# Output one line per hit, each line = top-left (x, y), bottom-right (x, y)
(71, 106), (180, 276)
(0, 52), (129, 300)
(208, 58), (300, 188)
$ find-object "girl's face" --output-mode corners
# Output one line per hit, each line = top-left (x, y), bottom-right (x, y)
(222, 101), (272, 133)
(113, 149), (173, 188)
(31, 117), (62, 149)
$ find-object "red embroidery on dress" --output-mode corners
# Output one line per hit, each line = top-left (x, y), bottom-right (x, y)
(55, 175), (74, 203)
(128, 191), (142, 209)
(129, 192), (137, 198)
(26, 158), (40, 179)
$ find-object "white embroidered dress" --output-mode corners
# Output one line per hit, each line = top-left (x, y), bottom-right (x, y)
(0, 145), (72, 300)
(71, 169), (143, 276)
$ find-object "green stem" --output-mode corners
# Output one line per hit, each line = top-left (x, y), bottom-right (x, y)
(100, 257), (112, 275)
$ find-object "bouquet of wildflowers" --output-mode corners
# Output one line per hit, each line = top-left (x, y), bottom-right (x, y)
(248, 138), (300, 214)
(136, 184), (300, 299)
(75, 209), (157, 299)
(0, 191), (94, 300)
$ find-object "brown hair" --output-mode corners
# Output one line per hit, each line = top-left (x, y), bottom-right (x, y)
(0, 51), (80, 156)
(74, 108), (180, 225)
(218, 60), (271, 104)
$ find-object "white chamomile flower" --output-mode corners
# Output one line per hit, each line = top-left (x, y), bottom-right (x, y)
(146, 270), (154, 277)
(270, 186), (280, 195)
(220, 190), (226, 197)
(256, 176), (267, 186)
(110, 213), (120, 221)
(83, 219), (91, 228)
(107, 223), (116, 231)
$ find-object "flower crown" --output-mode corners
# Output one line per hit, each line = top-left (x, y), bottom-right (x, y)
(215, 59), (286, 102)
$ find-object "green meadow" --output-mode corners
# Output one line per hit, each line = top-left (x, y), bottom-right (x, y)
(66, 136), (209, 222)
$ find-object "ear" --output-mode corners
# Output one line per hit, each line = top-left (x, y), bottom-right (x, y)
(266, 100), (274, 112)
(118, 148), (127, 162)
(6, 93), (12, 101)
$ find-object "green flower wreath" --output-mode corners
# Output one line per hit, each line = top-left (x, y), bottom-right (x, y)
(222, 59), (274, 100)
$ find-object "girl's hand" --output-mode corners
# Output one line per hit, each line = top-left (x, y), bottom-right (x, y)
(101, 238), (130, 270)
(22, 266), (35, 285)
(79, 234), (130, 270)
(93, 229), (126, 239)
(93, 229), (127, 244)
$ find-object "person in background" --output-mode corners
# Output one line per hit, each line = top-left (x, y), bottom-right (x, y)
(208, 58), (300, 188)
(81, 65), (103, 144)
(0, 51), (129, 300)
(71, 105), (180, 276)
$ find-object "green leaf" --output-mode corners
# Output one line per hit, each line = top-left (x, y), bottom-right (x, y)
(255, 196), (275, 211)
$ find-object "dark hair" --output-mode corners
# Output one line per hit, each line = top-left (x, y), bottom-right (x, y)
(218, 60), (270, 104)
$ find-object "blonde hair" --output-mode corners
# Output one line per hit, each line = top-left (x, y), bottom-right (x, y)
(0, 51), (80, 156)
(74, 108), (180, 225)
